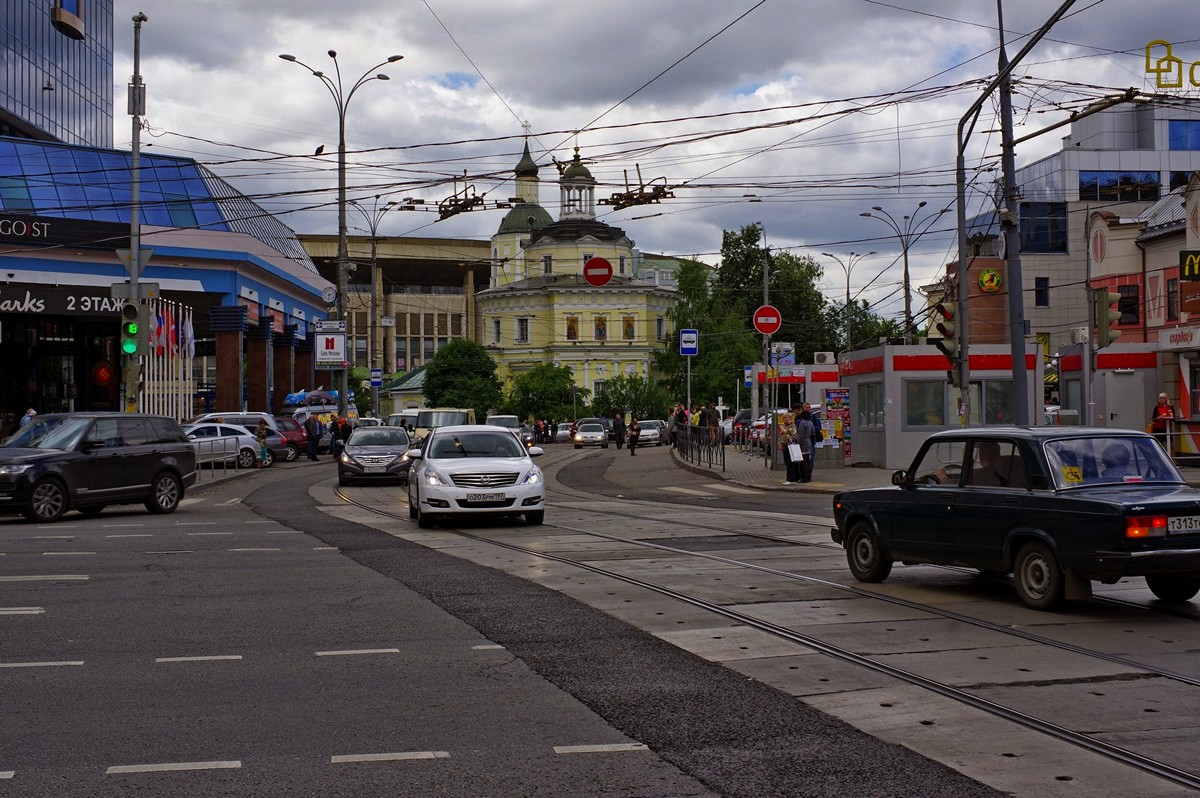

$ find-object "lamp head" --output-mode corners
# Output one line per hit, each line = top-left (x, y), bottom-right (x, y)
(376, 74), (390, 81)
(871, 206), (883, 211)
(387, 55), (404, 63)
(858, 212), (871, 218)
(918, 201), (927, 208)
(327, 49), (338, 58)
(279, 54), (296, 61)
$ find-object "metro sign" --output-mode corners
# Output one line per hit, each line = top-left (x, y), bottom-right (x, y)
(752, 304), (782, 335)
(315, 332), (346, 365)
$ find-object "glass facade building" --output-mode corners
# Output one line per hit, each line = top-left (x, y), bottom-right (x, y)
(1, 0), (114, 147)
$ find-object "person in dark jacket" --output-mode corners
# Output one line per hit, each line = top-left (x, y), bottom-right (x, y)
(612, 413), (626, 450)
(628, 415), (640, 456)
(303, 414), (323, 461)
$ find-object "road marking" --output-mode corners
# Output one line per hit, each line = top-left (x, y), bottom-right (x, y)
(553, 743), (648, 754)
(106, 534), (153, 538)
(266, 530), (302, 535)
(472, 644), (505, 650)
(146, 551), (194, 555)
(42, 551), (96, 556)
(313, 547), (338, 551)
(101, 524), (145, 529)
(155, 655), (243, 663)
(106, 761), (241, 775)
(708, 483), (762, 495)
(0, 771), (13, 779)
(187, 532), (233, 537)
(331, 751), (449, 764)
(228, 548), (280, 552)
(245, 520), (275, 525)
(315, 648), (400, 657)
(222, 498), (242, 506)
(0, 575), (88, 582)
(179, 498), (204, 507)
(32, 535), (75, 540)
(0, 660), (84, 668)
(661, 486), (717, 496)
(0, 607), (44, 615)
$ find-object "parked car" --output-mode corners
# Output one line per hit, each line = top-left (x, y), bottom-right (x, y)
(414, 407), (476, 441)
(572, 422), (608, 449)
(183, 422), (287, 469)
(190, 411), (279, 431)
(831, 427), (1200, 611)
(406, 425), (545, 527)
(337, 425), (413, 486)
(554, 422), (573, 444)
(722, 409), (753, 443)
(640, 419), (666, 446)
(0, 412), (197, 523)
(748, 410), (788, 448)
(274, 416), (307, 462)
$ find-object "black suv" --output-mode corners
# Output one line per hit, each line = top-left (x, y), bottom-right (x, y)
(0, 412), (197, 523)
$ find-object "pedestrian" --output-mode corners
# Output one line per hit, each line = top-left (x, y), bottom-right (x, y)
(796, 408), (816, 482)
(1150, 392), (1175, 452)
(803, 402), (822, 479)
(707, 402), (719, 446)
(697, 403), (710, 445)
(303, 413), (322, 461)
(18, 407), (36, 428)
(628, 414), (640, 455)
(779, 412), (801, 484)
(255, 419), (269, 468)
(667, 406), (678, 446)
(612, 413), (626, 450)
(333, 415), (351, 458)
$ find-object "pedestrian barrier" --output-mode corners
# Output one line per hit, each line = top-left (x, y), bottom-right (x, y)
(675, 425), (725, 472)
(190, 438), (247, 481)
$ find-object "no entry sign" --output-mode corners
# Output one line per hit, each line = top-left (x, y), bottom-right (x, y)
(582, 257), (613, 287)
(752, 304), (782, 335)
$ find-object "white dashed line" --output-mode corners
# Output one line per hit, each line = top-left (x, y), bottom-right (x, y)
(155, 655), (243, 664)
(244, 520), (275, 525)
(315, 648), (400, 657)
(42, 551), (96, 556)
(106, 760), (241, 775)
(0, 660), (84, 669)
(174, 522), (218, 528)
(0, 607), (44, 615)
(32, 535), (75, 540)
(708, 483), (763, 495)
(0, 771), (13, 779)
(101, 524), (145, 529)
(472, 644), (505, 650)
(222, 498), (242, 506)
(660, 486), (718, 496)
(553, 743), (649, 754)
(331, 751), (449, 764)
(266, 530), (302, 535)
(313, 547), (338, 551)
(0, 575), (88, 582)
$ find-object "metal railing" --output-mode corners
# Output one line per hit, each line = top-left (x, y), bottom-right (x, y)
(190, 438), (248, 481)
(673, 425), (725, 471)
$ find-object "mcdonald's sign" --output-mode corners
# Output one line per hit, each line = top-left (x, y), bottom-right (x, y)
(1181, 250), (1200, 282)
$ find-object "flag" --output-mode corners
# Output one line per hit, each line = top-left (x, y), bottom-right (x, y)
(153, 304), (166, 357)
(181, 314), (195, 359)
(164, 306), (177, 359)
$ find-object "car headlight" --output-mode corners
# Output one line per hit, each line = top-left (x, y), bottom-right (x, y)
(421, 466), (450, 486)
(339, 452), (354, 464)
(520, 466), (543, 485)
(0, 464), (31, 476)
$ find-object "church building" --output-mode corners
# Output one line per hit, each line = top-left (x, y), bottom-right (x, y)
(477, 142), (676, 398)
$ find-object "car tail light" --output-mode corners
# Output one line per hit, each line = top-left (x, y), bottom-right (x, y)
(1125, 515), (1167, 538)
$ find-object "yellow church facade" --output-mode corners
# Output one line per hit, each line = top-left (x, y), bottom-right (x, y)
(477, 143), (677, 398)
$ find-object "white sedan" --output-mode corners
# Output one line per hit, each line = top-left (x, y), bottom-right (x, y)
(183, 422), (283, 469)
(406, 425), (545, 528)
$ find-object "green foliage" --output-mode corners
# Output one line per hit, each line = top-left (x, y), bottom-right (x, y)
(508, 363), (578, 421)
(594, 374), (672, 420)
(423, 339), (503, 419)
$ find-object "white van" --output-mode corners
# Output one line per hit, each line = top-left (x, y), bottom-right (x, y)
(386, 409), (419, 429)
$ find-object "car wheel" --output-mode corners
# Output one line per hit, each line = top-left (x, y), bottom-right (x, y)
(417, 505), (437, 529)
(338, 473), (349, 486)
(1145, 575), (1200, 603)
(602, 442), (609, 448)
(78, 505), (105, 518)
(238, 448), (257, 469)
(574, 444), (582, 450)
(285, 444), (300, 462)
(845, 521), (892, 582)
(1013, 541), (1065, 610)
(262, 450), (275, 468)
(408, 494), (418, 519)
(145, 472), (183, 515)
(24, 478), (68, 523)
(525, 510), (544, 525)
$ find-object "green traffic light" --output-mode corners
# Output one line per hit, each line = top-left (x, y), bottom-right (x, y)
(120, 338), (138, 355)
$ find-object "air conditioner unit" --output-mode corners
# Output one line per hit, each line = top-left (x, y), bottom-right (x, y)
(813, 352), (836, 366)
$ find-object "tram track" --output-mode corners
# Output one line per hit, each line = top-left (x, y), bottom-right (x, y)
(333, 483), (1200, 793)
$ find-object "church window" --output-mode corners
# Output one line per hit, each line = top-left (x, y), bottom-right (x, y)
(516, 317), (530, 343)
(491, 318), (501, 344)
(542, 255), (552, 274)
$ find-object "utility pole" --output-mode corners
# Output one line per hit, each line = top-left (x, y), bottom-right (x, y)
(122, 12), (150, 413)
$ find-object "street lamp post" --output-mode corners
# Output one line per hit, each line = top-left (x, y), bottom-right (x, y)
(350, 195), (398, 418)
(279, 50), (403, 418)
(859, 203), (950, 344)
(822, 251), (874, 353)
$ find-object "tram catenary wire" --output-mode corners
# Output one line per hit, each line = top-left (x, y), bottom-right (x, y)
(334, 484), (1200, 792)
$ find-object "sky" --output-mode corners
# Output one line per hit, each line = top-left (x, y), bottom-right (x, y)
(109, 0), (1192, 323)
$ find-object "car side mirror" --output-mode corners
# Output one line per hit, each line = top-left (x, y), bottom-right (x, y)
(81, 438), (104, 451)
(528, 446), (544, 457)
(405, 448), (423, 459)
(891, 470), (908, 487)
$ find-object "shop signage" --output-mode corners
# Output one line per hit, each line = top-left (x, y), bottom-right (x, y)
(1163, 327), (1200, 351)
(1146, 41), (1200, 89)
(978, 268), (1002, 293)
(0, 284), (130, 316)
(1181, 250), (1200, 281)
(0, 213), (129, 250)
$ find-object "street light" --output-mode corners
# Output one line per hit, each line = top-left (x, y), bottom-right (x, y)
(822, 251), (875, 353)
(859, 203), (950, 344)
(279, 49), (403, 418)
(350, 194), (398, 418)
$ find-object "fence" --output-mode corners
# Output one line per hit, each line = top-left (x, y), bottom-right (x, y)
(674, 424), (725, 471)
(190, 437), (250, 482)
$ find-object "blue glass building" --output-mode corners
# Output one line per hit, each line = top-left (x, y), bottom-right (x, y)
(1, 0), (114, 147)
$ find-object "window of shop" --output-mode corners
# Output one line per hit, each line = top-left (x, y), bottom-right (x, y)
(860, 381), (883, 428)
(981, 380), (1015, 424)
(904, 381), (946, 427)
(1078, 171), (1160, 202)
(1169, 120), (1200, 151)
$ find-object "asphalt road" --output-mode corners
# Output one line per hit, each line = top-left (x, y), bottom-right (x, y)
(0, 459), (1005, 797)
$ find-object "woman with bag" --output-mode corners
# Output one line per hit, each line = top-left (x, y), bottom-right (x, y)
(628, 415), (640, 456)
(779, 412), (801, 484)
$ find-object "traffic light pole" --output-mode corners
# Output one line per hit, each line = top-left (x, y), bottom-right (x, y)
(122, 13), (150, 412)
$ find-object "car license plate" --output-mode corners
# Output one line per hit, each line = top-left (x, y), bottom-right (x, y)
(1168, 515), (1200, 533)
(467, 492), (504, 502)
(365, 466), (386, 473)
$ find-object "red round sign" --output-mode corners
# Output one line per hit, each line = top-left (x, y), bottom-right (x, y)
(752, 304), (782, 335)
(582, 257), (613, 287)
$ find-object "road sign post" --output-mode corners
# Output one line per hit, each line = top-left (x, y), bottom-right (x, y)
(680, 328), (698, 408)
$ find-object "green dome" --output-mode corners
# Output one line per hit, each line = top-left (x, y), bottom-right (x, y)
(497, 202), (553, 234)
(562, 153), (593, 181)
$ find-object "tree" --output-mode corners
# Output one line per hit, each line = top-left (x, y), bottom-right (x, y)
(508, 363), (577, 422)
(594, 374), (672, 420)
(422, 339), (502, 419)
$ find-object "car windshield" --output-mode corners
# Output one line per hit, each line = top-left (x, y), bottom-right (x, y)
(417, 411), (470, 428)
(348, 428), (409, 447)
(3, 416), (92, 450)
(1045, 436), (1182, 488)
(578, 424), (603, 433)
(486, 416), (520, 429)
(427, 432), (526, 459)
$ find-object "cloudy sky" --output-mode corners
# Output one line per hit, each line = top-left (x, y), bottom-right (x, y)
(110, 0), (1186, 319)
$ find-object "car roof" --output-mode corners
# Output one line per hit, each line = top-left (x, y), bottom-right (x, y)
(924, 425), (1150, 442)
(427, 424), (500, 435)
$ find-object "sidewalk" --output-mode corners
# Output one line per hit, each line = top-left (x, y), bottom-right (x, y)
(672, 444), (1200, 494)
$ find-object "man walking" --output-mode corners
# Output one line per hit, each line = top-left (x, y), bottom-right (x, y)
(612, 413), (626, 450)
(304, 414), (323, 461)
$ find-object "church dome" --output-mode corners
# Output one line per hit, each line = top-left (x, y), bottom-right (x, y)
(497, 202), (553, 235)
(562, 153), (593, 181)
(515, 140), (538, 178)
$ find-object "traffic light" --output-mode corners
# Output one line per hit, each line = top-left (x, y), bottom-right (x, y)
(1092, 289), (1122, 348)
(119, 302), (148, 357)
(932, 302), (959, 385)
